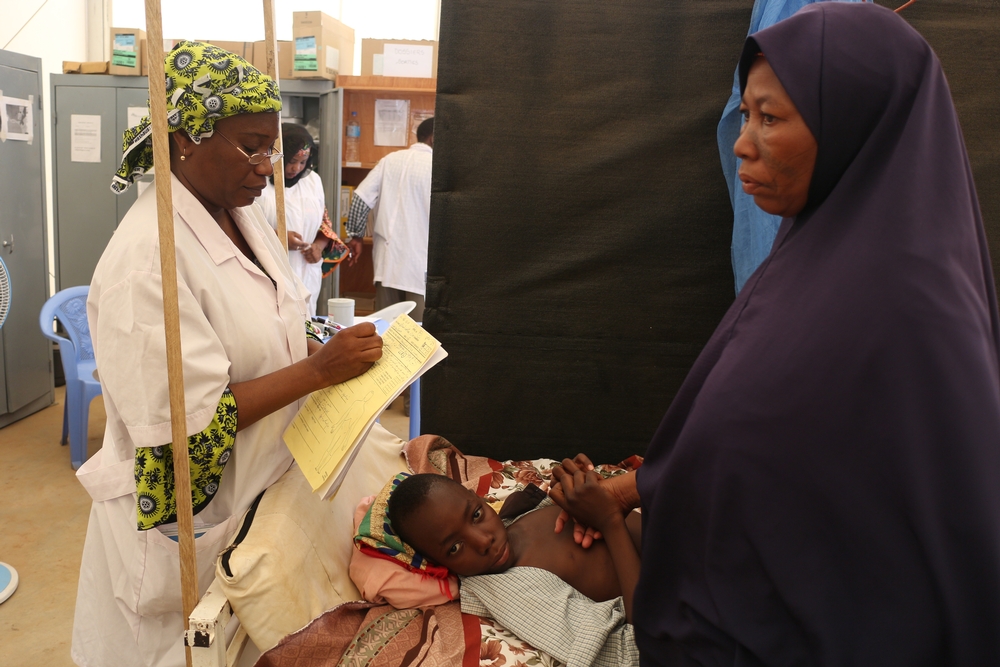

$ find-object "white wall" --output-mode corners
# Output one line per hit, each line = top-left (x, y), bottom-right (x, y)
(112, 0), (440, 75)
(2, 0), (89, 295)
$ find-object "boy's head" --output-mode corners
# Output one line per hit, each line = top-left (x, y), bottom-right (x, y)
(388, 473), (513, 577)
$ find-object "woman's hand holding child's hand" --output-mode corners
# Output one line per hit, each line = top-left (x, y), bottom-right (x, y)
(549, 454), (641, 548)
(549, 455), (624, 540)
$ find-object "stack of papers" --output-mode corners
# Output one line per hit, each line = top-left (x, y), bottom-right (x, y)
(283, 315), (446, 499)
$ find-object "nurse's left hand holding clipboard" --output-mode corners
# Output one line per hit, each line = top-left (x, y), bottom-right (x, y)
(229, 322), (383, 432)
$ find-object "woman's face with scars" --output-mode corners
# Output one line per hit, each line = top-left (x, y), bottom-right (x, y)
(734, 57), (818, 218)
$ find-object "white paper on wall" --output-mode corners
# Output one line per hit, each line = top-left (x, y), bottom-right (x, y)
(372, 54), (384, 75)
(71, 114), (102, 163)
(374, 99), (410, 147)
(1, 95), (34, 143)
(127, 106), (147, 129)
(382, 44), (433, 78)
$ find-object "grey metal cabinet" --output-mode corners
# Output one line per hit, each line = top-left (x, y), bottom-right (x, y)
(50, 74), (149, 290)
(50, 76), (343, 304)
(0, 49), (53, 427)
(280, 79), (344, 312)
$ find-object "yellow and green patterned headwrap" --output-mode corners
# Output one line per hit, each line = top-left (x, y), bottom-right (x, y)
(111, 41), (282, 194)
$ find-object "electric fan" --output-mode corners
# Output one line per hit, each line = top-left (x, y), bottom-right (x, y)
(0, 255), (17, 605)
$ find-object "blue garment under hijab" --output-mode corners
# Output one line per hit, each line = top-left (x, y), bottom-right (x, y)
(718, 0), (863, 294)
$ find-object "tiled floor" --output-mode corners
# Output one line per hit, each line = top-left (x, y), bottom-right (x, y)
(0, 386), (410, 666)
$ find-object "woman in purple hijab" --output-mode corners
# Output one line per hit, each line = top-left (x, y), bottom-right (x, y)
(552, 2), (1000, 664)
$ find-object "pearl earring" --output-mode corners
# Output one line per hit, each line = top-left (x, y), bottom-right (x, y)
(180, 154), (186, 161)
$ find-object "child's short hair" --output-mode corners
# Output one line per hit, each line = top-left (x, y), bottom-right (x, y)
(387, 473), (460, 546)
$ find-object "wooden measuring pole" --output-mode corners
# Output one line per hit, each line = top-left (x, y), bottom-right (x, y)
(263, 0), (288, 251)
(143, 2), (198, 665)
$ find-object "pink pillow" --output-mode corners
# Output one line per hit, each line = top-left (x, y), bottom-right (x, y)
(349, 495), (460, 608)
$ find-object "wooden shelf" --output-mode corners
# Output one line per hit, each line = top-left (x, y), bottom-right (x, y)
(337, 75), (436, 92)
(339, 84), (436, 167)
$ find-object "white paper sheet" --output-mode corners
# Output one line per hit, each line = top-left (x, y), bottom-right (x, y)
(1, 95), (33, 143)
(382, 44), (433, 78)
(127, 106), (147, 129)
(71, 114), (102, 163)
(374, 99), (410, 147)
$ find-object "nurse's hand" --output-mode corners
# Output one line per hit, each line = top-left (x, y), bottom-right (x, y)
(301, 241), (324, 264)
(287, 231), (309, 251)
(310, 322), (383, 387)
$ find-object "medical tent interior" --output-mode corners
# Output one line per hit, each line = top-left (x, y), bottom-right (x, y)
(421, 0), (1000, 465)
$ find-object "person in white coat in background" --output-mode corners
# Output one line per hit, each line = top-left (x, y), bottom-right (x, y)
(345, 117), (433, 321)
(73, 43), (382, 667)
(257, 122), (339, 317)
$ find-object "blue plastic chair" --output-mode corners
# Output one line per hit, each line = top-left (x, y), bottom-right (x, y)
(39, 286), (102, 469)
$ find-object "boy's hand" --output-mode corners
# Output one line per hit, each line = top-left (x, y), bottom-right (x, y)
(549, 457), (623, 537)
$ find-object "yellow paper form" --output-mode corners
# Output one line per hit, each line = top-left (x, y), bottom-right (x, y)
(284, 315), (441, 490)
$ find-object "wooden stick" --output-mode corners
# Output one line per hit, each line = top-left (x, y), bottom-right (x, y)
(143, 3), (198, 666)
(263, 0), (288, 251)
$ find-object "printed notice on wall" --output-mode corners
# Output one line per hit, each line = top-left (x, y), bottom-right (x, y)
(127, 106), (147, 130)
(374, 99), (410, 147)
(71, 114), (102, 163)
(1, 95), (34, 143)
(382, 44), (433, 78)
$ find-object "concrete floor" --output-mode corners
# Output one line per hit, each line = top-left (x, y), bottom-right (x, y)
(0, 385), (410, 666)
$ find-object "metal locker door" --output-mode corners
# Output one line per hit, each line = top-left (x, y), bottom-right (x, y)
(115, 86), (151, 224)
(0, 58), (51, 414)
(53, 84), (118, 290)
(316, 87), (343, 307)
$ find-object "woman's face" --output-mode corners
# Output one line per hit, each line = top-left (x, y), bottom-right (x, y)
(284, 148), (310, 180)
(172, 112), (279, 211)
(735, 58), (818, 218)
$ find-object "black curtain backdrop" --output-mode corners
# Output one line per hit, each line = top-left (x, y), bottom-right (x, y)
(422, 0), (999, 464)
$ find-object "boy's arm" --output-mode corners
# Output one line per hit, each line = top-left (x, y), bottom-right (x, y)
(598, 512), (641, 623)
(550, 459), (642, 623)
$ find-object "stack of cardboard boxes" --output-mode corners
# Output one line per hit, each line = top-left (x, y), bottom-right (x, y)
(63, 14), (439, 82)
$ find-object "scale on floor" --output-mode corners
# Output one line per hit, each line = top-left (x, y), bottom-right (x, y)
(0, 253), (18, 604)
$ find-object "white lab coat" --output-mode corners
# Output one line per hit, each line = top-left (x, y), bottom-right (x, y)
(72, 174), (310, 667)
(257, 170), (327, 317)
(354, 142), (432, 296)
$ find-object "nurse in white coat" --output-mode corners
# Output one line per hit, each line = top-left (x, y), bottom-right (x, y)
(73, 42), (382, 667)
(257, 122), (333, 317)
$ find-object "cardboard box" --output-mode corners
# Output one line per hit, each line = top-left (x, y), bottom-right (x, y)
(207, 41), (253, 60)
(141, 39), (184, 76)
(291, 11), (354, 80)
(361, 39), (437, 78)
(63, 61), (110, 74)
(252, 40), (294, 80)
(110, 27), (145, 76)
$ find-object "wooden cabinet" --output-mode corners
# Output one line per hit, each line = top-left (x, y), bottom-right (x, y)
(335, 76), (435, 310)
(337, 75), (437, 168)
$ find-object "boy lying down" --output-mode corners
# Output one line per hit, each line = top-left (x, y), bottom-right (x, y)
(355, 457), (642, 666)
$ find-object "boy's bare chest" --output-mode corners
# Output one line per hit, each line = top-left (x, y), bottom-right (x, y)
(507, 505), (621, 601)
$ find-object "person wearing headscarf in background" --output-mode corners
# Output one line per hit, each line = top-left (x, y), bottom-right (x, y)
(549, 4), (1000, 665)
(257, 122), (346, 317)
(74, 42), (382, 667)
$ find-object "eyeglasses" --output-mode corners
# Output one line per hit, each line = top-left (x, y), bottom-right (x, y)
(214, 129), (283, 166)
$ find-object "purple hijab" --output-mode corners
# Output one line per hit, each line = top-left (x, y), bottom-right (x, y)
(634, 3), (1000, 665)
